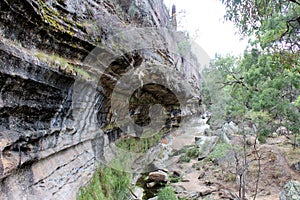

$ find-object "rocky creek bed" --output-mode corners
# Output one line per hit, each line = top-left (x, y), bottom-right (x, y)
(129, 116), (300, 200)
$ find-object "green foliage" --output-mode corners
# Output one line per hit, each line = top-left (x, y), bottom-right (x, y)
(35, 52), (91, 78)
(186, 147), (200, 158)
(201, 55), (238, 125)
(205, 45), (299, 138)
(257, 128), (270, 144)
(177, 39), (191, 56)
(216, 1), (299, 137)
(221, 0), (299, 50)
(295, 95), (300, 108)
(157, 187), (178, 200)
(74, 67), (91, 78)
(178, 154), (191, 163)
(77, 166), (130, 200)
(116, 131), (163, 153)
(208, 143), (233, 160)
(128, 4), (137, 17)
(178, 146), (200, 163)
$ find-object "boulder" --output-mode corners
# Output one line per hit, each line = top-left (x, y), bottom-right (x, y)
(222, 121), (239, 137)
(271, 132), (279, 138)
(293, 161), (300, 172)
(149, 170), (168, 182)
(132, 186), (144, 200)
(195, 136), (219, 158)
(246, 136), (260, 146)
(146, 182), (157, 188)
(220, 131), (231, 144)
(280, 180), (300, 200)
(276, 126), (289, 135)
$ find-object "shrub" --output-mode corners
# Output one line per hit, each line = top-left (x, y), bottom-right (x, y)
(186, 147), (200, 158)
(208, 143), (232, 160)
(158, 187), (178, 200)
(225, 173), (236, 182)
(116, 131), (164, 153)
(178, 154), (191, 163)
(77, 166), (130, 200)
(178, 146), (200, 163)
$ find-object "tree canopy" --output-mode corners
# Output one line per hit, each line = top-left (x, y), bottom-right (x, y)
(202, 0), (300, 141)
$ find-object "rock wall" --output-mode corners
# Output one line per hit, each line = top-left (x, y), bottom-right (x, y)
(0, 0), (203, 199)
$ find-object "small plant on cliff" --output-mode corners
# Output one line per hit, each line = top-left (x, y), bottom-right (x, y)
(35, 51), (91, 78)
(116, 131), (164, 153)
(77, 166), (130, 200)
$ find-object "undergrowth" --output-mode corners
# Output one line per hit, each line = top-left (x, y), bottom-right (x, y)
(77, 166), (130, 200)
(157, 187), (178, 200)
(116, 131), (164, 153)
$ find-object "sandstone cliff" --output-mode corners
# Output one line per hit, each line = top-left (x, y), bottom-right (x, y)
(0, 0), (204, 199)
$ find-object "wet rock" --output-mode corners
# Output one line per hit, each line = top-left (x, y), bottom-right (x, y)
(149, 170), (168, 182)
(280, 180), (300, 200)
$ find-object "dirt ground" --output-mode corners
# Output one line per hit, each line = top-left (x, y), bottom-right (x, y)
(166, 133), (300, 200)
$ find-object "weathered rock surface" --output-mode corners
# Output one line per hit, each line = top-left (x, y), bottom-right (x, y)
(195, 136), (219, 158)
(293, 161), (300, 172)
(0, 0), (204, 199)
(222, 121), (239, 137)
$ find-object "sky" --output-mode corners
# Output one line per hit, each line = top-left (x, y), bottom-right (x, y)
(163, 0), (248, 59)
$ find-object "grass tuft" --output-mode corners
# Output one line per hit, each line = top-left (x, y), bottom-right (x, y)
(77, 166), (130, 200)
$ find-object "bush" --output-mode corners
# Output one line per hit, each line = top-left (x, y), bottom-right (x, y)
(178, 155), (191, 163)
(116, 131), (164, 153)
(225, 173), (236, 182)
(258, 128), (269, 144)
(77, 166), (130, 200)
(186, 147), (200, 158)
(158, 187), (178, 200)
(208, 143), (232, 160)
(178, 146), (200, 163)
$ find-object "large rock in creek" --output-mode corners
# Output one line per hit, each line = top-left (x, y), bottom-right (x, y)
(222, 121), (239, 137)
(149, 170), (169, 182)
(195, 136), (219, 158)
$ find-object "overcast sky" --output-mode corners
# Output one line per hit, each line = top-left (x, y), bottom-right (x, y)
(163, 0), (248, 58)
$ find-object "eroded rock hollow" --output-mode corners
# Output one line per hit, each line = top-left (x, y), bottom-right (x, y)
(0, 0), (204, 199)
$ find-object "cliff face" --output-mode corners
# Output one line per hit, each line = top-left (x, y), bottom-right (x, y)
(0, 0), (203, 199)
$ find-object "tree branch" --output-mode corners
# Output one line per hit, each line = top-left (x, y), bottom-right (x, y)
(287, 0), (300, 6)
